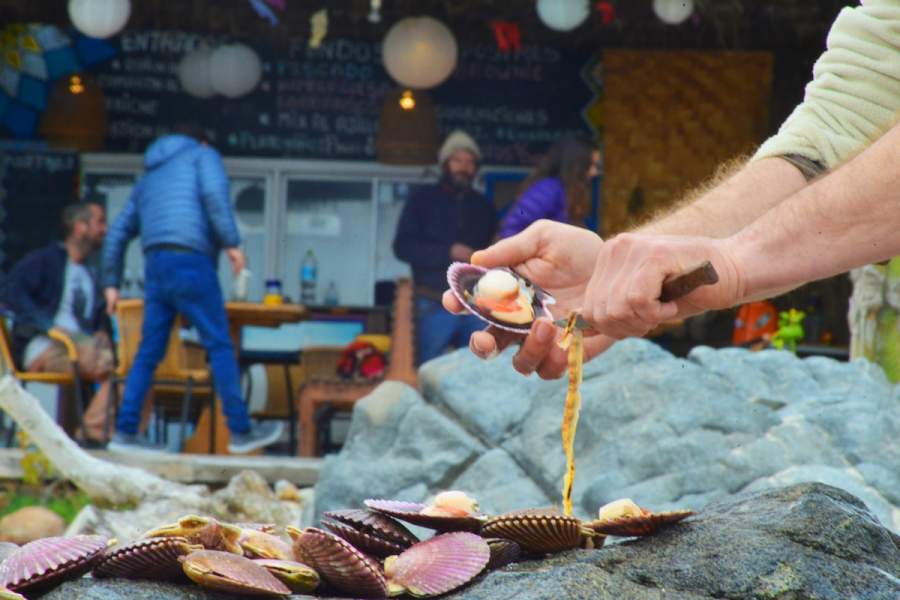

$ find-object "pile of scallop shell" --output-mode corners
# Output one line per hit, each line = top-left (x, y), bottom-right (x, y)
(0, 491), (691, 598)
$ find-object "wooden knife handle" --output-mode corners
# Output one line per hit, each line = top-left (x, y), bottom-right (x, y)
(659, 261), (719, 302)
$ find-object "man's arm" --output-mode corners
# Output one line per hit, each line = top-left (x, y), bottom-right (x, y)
(4, 251), (54, 333)
(101, 190), (140, 290)
(197, 147), (241, 249)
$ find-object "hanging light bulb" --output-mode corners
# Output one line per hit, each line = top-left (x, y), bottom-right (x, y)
(368, 0), (382, 23)
(68, 75), (85, 94)
(653, 0), (694, 25)
(399, 89), (416, 110)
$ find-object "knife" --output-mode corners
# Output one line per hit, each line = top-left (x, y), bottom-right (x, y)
(552, 261), (720, 330)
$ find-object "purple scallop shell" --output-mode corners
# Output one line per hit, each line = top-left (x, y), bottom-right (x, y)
(447, 262), (556, 333)
(364, 499), (484, 533)
(92, 536), (196, 581)
(323, 509), (418, 547)
(0, 534), (108, 595)
(321, 519), (408, 560)
(387, 532), (490, 597)
(291, 528), (387, 599)
(0, 543), (18, 563)
(590, 509), (694, 537)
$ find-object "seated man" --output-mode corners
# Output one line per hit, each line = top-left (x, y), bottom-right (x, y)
(4, 202), (113, 443)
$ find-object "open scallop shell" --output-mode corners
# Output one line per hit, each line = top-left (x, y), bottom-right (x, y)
(447, 263), (556, 333)
(0, 534), (108, 595)
(289, 527), (388, 599)
(385, 532), (490, 598)
(364, 499), (484, 533)
(92, 536), (199, 581)
(181, 549), (290, 596)
(253, 558), (320, 594)
(590, 509), (694, 537)
(481, 509), (584, 554)
(484, 538), (522, 571)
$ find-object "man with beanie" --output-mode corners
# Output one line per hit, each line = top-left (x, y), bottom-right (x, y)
(393, 130), (497, 365)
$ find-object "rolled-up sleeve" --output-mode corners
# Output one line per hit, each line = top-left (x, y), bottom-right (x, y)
(753, 0), (900, 170)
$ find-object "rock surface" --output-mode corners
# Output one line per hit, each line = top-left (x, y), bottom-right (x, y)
(0, 505), (65, 544)
(42, 483), (900, 599)
(315, 341), (900, 531)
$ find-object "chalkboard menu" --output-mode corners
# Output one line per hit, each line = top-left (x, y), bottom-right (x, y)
(90, 31), (596, 165)
(0, 148), (80, 278)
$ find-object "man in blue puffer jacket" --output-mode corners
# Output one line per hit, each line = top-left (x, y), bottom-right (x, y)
(101, 129), (282, 454)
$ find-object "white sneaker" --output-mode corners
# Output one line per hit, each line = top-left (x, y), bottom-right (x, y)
(228, 421), (284, 454)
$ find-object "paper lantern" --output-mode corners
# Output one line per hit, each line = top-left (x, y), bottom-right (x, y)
(210, 43), (262, 98)
(536, 0), (589, 32)
(382, 17), (458, 89)
(653, 0), (694, 25)
(177, 46), (215, 99)
(67, 0), (131, 39)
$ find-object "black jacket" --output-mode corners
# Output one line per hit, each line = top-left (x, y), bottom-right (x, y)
(393, 182), (497, 294)
(3, 244), (110, 369)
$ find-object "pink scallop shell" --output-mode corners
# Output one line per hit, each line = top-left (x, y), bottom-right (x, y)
(292, 528), (387, 599)
(364, 499), (484, 533)
(181, 549), (291, 596)
(0, 534), (108, 594)
(387, 532), (490, 597)
(446, 262), (556, 333)
(92, 536), (195, 581)
(0, 543), (18, 564)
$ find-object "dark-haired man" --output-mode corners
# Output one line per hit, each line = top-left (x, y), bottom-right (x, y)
(4, 202), (114, 442)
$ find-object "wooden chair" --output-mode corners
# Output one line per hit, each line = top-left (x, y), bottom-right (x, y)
(109, 299), (213, 450)
(0, 316), (87, 445)
(296, 278), (417, 456)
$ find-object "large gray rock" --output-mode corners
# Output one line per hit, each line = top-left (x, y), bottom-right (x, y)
(315, 340), (900, 532)
(44, 483), (900, 599)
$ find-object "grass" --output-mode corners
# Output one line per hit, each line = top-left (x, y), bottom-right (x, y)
(0, 481), (91, 525)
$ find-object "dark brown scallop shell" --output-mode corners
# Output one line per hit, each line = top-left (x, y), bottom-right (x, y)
(364, 499), (484, 533)
(590, 509), (694, 537)
(288, 527), (388, 599)
(0, 534), (108, 595)
(447, 263), (556, 333)
(484, 537), (522, 571)
(481, 509), (584, 554)
(92, 536), (199, 581)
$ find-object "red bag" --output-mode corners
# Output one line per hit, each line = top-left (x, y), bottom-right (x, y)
(336, 341), (386, 380)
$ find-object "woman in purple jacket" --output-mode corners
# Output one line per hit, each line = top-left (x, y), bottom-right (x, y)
(499, 134), (600, 238)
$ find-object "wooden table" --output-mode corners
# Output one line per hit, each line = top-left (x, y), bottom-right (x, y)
(182, 302), (308, 455)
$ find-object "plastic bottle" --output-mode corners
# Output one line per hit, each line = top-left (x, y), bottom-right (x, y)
(300, 248), (318, 305)
(324, 280), (339, 306)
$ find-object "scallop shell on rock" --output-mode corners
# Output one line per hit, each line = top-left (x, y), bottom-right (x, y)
(446, 263), (556, 333)
(385, 532), (490, 598)
(253, 558), (320, 594)
(364, 499), (484, 533)
(92, 536), (200, 581)
(288, 526), (388, 599)
(484, 537), (522, 571)
(0, 543), (18, 564)
(322, 509), (418, 559)
(590, 509), (694, 537)
(0, 534), (109, 595)
(180, 549), (290, 596)
(480, 509), (586, 554)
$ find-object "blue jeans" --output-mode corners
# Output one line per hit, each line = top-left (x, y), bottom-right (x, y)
(116, 250), (251, 435)
(415, 297), (485, 365)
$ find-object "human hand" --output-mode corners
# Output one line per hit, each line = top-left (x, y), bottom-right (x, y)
(442, 220), (614, 379)
(225, 247), (247, 276)
(450, 243), (475, 262)
(582, 232), (744, 339)
(104, 287), (120, 315)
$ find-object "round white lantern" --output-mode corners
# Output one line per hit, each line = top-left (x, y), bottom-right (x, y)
(536, 0), (589, 32)
(382, 17), (458, 89)
(177, 46), (215, 99)
(210, 43), (262, 98)
(653, 0), (694, 25)
(68, 0), (131, 39)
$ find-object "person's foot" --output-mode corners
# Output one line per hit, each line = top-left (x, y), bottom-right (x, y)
(107, 432), (169, 455)
(228, 421), (284, 454)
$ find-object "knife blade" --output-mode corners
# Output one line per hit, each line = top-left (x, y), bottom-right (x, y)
(552, 261), (720, 330)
